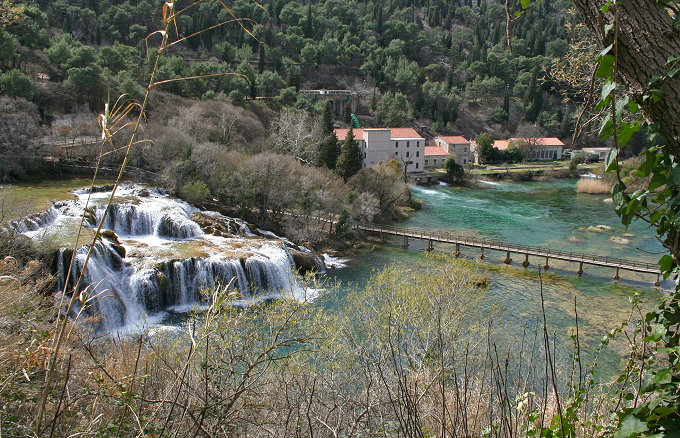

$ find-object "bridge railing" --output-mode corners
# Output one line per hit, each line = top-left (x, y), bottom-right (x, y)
(357, 223), (660, 272)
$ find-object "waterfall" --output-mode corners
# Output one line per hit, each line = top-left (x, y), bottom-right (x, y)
(15, 184), (325, 333)
(95, 202), (203, 239)
(5, 204), (62, 235)
(55, 238), (312, 333)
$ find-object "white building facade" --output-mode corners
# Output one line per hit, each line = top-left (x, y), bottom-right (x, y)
(433, 136), (474, 165)
(334, 128), (425, 173)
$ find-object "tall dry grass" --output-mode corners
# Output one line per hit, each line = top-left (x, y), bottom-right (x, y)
(576, 177), (611, 194)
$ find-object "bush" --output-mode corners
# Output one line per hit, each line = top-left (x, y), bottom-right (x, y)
(0, 69), (34, 100)
(179, 180), (211, 205)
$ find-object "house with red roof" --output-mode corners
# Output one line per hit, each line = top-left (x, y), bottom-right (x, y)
(333, 128), (425, 173)
(494, 137), (564, 161)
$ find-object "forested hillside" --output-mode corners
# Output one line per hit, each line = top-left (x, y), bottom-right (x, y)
(1, 0), (579, 138)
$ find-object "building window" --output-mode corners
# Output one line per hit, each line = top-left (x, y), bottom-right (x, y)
(464, 159), (467, 164)
(416, 162), (419, 169)
(416, 141), (419, 147)
(425, 159), (429, 165)
(395, 152), (398, 156)
(416, 151), (419, 157)
(395, 141), (399, 148)
(434, 159), (437, 165)
(406, 151), (410, 158)
(407, 141), (410, 148)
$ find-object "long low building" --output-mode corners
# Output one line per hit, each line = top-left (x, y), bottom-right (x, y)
(494, 137), (564, 161)
(334, 128), (425, 173)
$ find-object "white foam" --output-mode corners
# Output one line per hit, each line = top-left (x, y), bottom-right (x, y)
(323, 253), (349, 269)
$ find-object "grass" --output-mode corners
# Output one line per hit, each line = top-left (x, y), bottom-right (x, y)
(576, 177), (611, 194)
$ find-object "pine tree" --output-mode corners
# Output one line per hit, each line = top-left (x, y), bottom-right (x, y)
(258, 44), (265, 74)
(321, 100), (333, 133)
(502, 84), (510, 119)
(343, 99), (352, 124)
(304, 2), (313, 38)
(318, 102), (340, 169)
(336, 126), (363, 181)
(524, 66), (538, 107)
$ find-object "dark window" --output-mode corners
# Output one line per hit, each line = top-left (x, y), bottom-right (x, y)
(416, 162), (419, 169)
(416, 151), (419, 157)
(406, 151), (410, 158)
(407, 141), (410, 148)
(395, 142), (399, 148)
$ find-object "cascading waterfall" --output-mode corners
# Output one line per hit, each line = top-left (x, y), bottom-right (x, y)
(26, 184), (324, 333)
(4, 203), (63, 234)
(95, 202), (203, 239)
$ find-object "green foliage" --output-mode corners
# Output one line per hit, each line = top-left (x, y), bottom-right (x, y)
(0, 69), (33, 100)
(476, 132), (494, 164)
(445, 157), (464, 183)
(179, 180), (212, 205)
(488, 107), (508, 123)
(336, 127), (362, 182)
(376, 91), (412, 126)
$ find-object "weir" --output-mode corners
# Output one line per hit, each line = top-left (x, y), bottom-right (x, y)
(357, 223), (662, 285)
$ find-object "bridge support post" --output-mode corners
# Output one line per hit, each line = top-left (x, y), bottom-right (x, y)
(522, 254), (529, 267)
(402, 235), (409, 248)
(614, 267), (620, 281)
(654, 274), (661, 287)
(427, 238), (433, 252)
(504, 251), (512, 264)
(543, 257), (549, 271)
(577, 262), (583, 276)
(454, 243), (460, 257)
(479, 248), (485, 261)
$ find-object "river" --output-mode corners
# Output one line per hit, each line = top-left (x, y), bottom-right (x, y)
(2, 179), (671, 369)
(322, 178), (666, 372)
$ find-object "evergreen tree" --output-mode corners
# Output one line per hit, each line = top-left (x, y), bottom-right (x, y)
(343, 99), (352, 124)
(318, 102), (340, 169)
(304, 2), (313, 38)
(475, 132), (495, 164)
(445, 157), (464, 183)
(258, 44), (265, 74)
(502, 84), (510, 118)
(524, 66), (538, 107)
(321, 100), (333, 133)
(336, 126), (363, 181)
(526, 88), (543, 122)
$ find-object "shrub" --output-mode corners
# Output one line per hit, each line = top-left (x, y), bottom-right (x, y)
(180, 180), (211, 205)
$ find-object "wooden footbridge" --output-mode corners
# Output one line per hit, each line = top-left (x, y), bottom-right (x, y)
(357, 223), (663, 285)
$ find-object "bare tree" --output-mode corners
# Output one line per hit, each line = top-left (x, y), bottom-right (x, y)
(269, 110), (325, 165)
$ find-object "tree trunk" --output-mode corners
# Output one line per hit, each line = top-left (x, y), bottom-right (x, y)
(571, 0), (680, 153)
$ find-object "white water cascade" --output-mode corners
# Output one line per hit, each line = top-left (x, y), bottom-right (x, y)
(20, 185), (324, 333)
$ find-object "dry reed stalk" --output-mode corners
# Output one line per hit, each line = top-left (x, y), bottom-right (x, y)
(576, 177), (611, 194)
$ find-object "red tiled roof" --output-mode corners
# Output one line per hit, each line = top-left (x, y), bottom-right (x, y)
(493, 137), (564, 150)
(516, 137), (564, 146)
(437, 136), (469, 144)
(494, 140), (510, 150)
(334, 128), (364, 140)
(387, 127), (423, 139)
(333, 127), (423, 140)
(424, 146), (450, 156)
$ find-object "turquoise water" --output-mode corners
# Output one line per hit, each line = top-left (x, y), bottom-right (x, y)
(323, 179), (666, 371)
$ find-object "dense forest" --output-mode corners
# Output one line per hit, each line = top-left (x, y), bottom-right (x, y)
(0, 0), (580, 137)
(0, 0), (599, 231)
